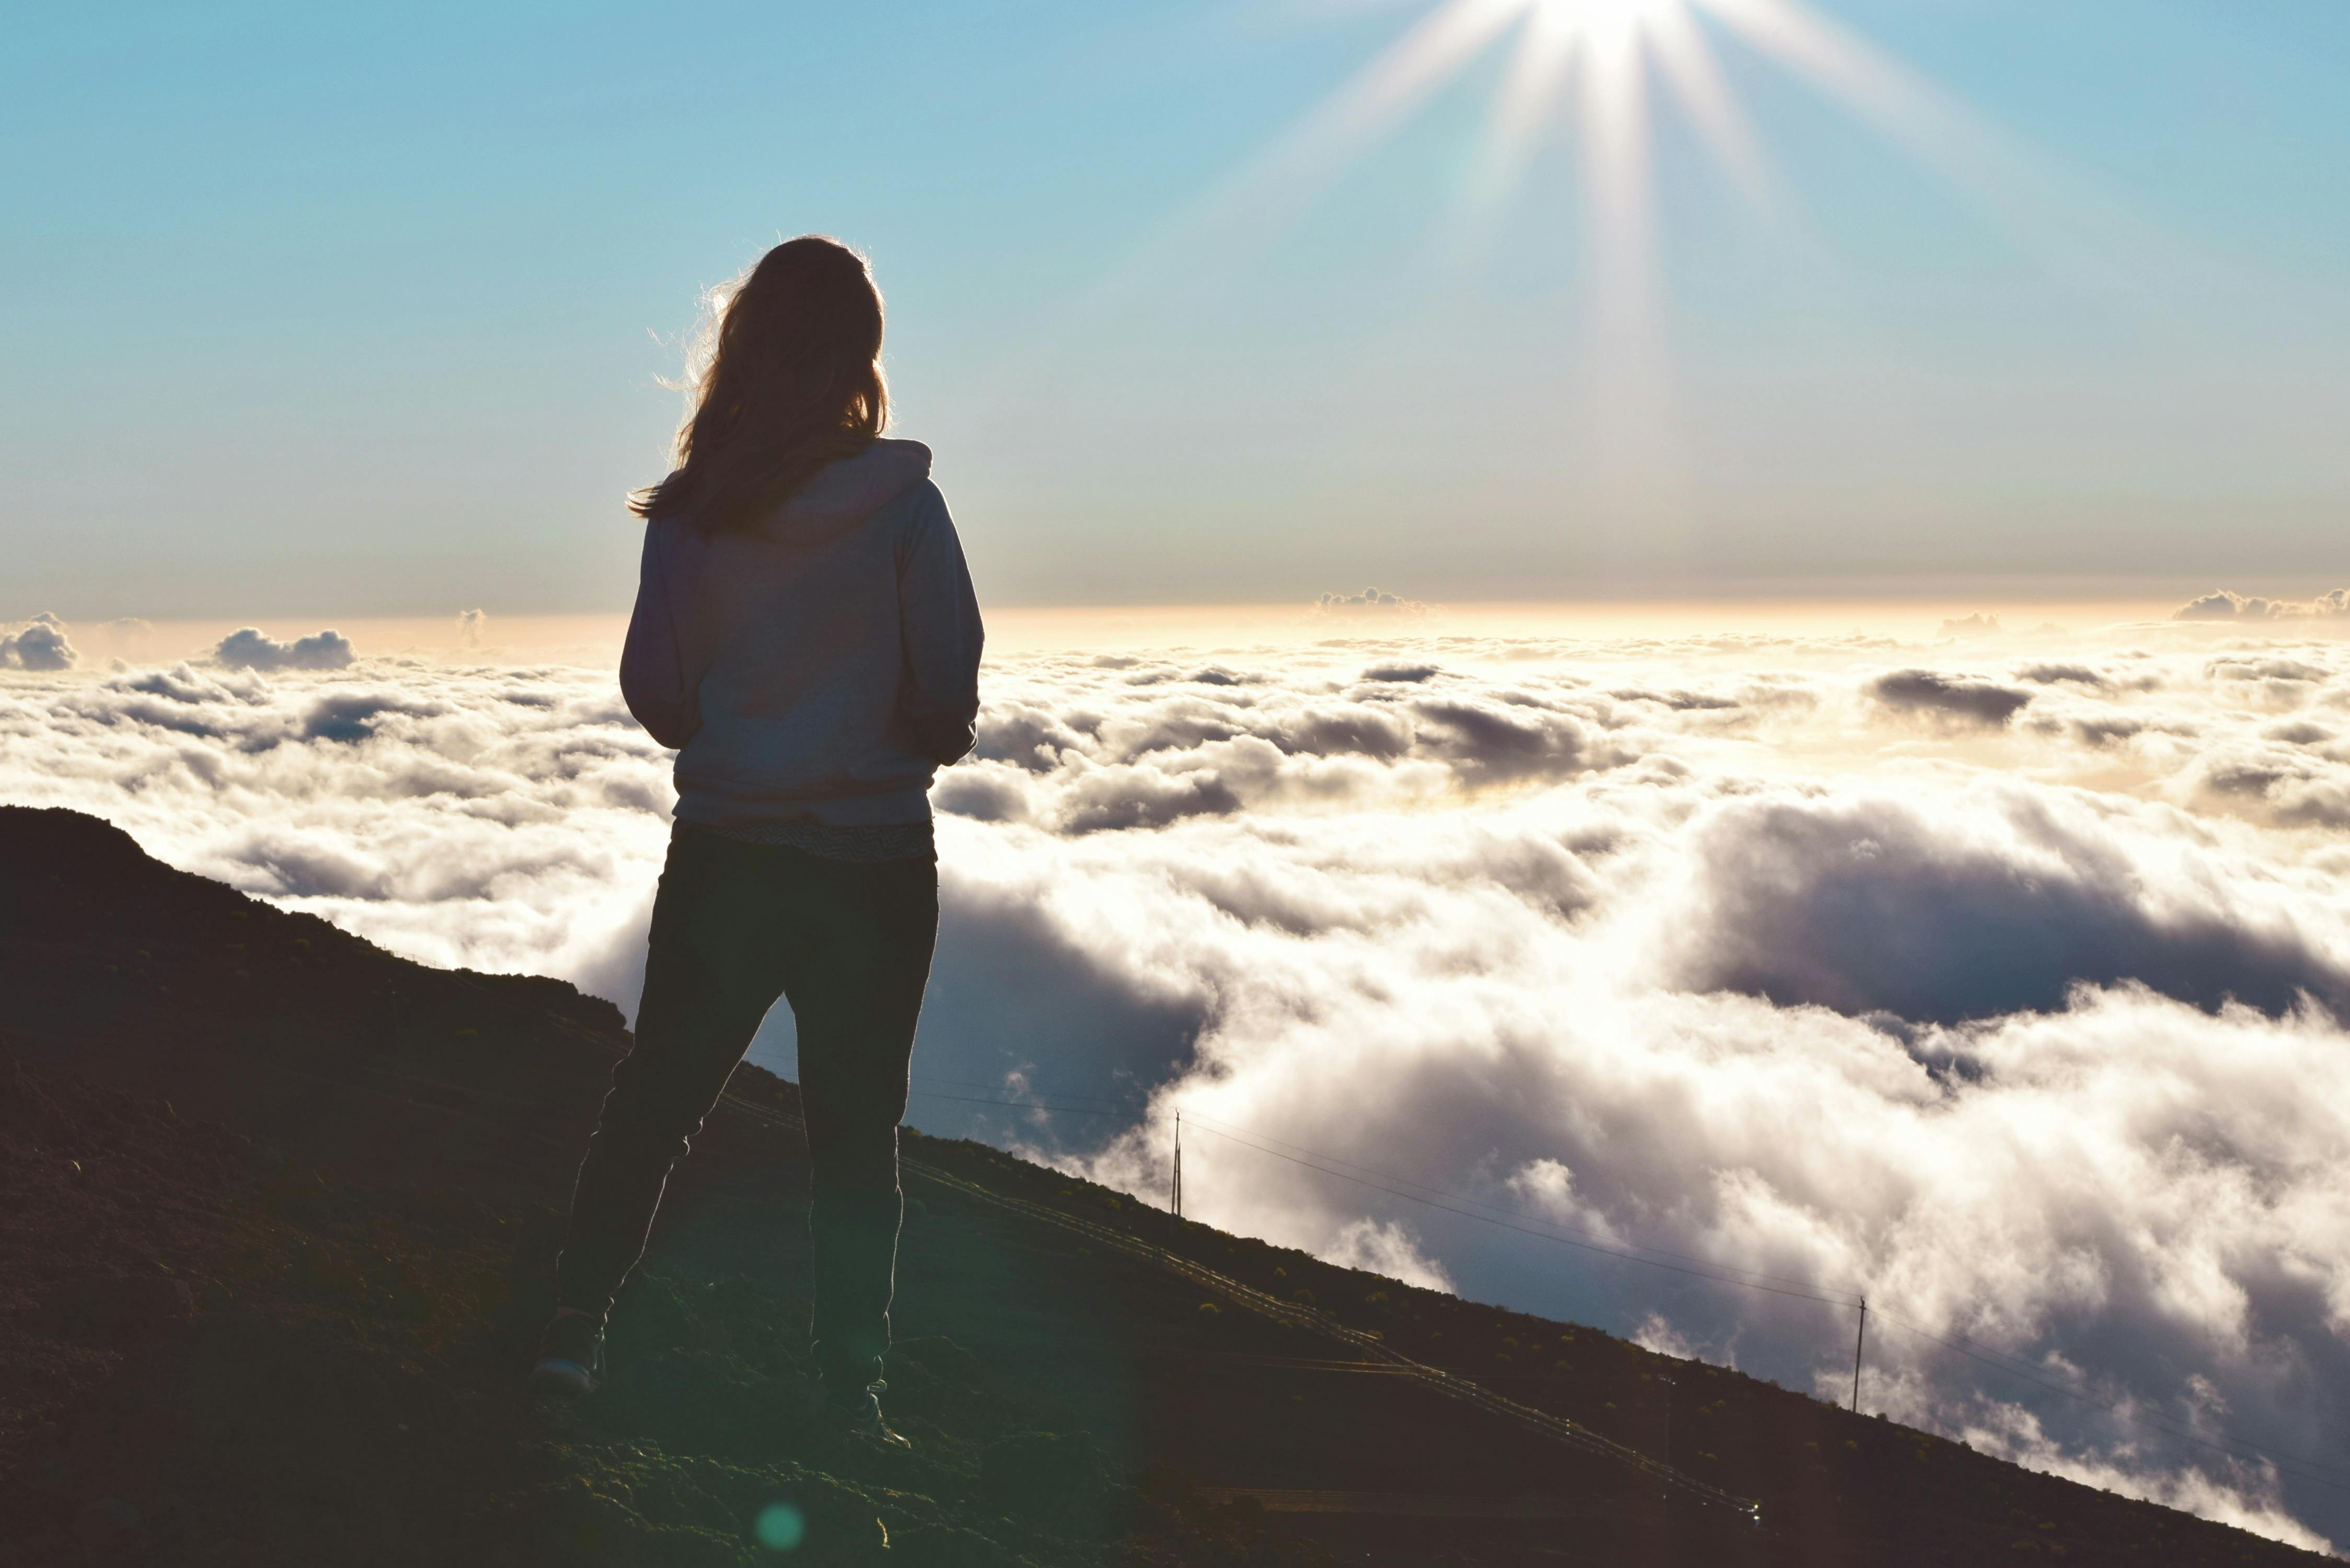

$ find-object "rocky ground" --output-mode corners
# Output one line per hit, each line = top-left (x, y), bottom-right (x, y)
(0, 805), (2330, 1566)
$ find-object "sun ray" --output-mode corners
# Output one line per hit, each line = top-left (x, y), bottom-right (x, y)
(1209, 0), (1530, 237)
(1697, 0), (2007, 200)
(1043, 0), (2203, 520)
(1576, 7), (1657, 332)
(1698, 0), (2206, 306)
(1464, 3), (1578, 211)
(1099, 0), (2195, 320)
(1568, 1), (1687, 530)
(1644, 2), (1784, 220)
(1044, 0), (1530, 329)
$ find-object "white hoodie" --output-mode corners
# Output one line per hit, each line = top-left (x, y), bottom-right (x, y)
(619, 439), (984, 828)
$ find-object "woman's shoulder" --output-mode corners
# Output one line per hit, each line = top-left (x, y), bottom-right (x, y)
(783, 439), (935, 531)
(869, 436), (931, 468)
(641, 510), (711, 557)
(822, 437), (930, 498)
(862, 440), (950, 527)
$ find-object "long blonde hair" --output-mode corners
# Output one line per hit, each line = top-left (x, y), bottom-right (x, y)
(629, 236), (888, 533)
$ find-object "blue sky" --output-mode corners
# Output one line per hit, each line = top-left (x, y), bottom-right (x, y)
(6, 0), (2349, 617)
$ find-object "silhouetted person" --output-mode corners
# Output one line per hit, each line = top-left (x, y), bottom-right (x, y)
(531, 237), (983, 1448)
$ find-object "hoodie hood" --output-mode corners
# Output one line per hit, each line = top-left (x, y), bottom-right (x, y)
(758, 439), (933, 544)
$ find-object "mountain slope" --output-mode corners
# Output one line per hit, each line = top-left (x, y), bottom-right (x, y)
(0, 805), (2327, 1566)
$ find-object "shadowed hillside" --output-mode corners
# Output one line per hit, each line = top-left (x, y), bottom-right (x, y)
(0, 805), (2329, 1566)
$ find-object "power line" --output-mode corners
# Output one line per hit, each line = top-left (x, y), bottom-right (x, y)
(499, 896), (2343, 1498)
(1188, 1124), (2350, 1494)
(906, 1088), (1130, 1119)
(1868, 1311), (2350, 1495)
(915, 1071), (1130, 1109)
(1179, 1105), (1857, 1300)
(912, 1075), (1861, 1299)
(901, 1067), (2350, 1493)
(1184, 1119), (1863, 1310)
(715, 1077), (1764, 1522)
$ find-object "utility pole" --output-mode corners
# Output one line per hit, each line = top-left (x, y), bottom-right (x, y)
(1850, 1297), (1868, 1414)
(1172, 1111), (1183, 1219)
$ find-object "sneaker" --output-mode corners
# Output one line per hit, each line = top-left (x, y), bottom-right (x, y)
(529, 1311), (606, 1398)
(811, 1372), (912, 1449)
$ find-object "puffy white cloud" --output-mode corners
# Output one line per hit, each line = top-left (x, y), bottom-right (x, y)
(1939, 612), (2003, 638)
(8, 621), (2350, 1549)
(2174, 589), (2350, 624)
(1319, 1218), (1455, 1293)
(212, 626), (357, 672)
(2, 612), (77, 671)
(1315, 585), (1431, 616)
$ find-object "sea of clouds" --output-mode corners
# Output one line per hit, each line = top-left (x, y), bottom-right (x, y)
(7, 603), (2350, 1551)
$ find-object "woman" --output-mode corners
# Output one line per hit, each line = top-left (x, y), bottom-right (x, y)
(530, 237), (983, 1449)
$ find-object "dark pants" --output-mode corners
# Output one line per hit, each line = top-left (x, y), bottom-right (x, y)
(556, 822), (938, 1389)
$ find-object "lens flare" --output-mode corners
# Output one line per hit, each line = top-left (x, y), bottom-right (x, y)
(754, 1501), (806, 1551)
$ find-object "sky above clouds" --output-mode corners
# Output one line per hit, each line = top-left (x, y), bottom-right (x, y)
(10, 603), (2350, 1550)
(5, 1), (2350, 617)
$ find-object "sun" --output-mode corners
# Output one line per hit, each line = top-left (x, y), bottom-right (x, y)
(1484, 0), (1762, 209)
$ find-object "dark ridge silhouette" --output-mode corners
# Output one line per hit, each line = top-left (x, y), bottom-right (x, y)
(0, 805), (2330, 1566)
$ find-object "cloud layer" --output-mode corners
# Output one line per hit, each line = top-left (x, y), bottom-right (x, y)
(8, 613), (2350, 1551)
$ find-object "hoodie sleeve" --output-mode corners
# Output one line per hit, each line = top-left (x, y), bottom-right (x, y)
(896, 483), (985, 766)
(619, 522), (705, 750)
